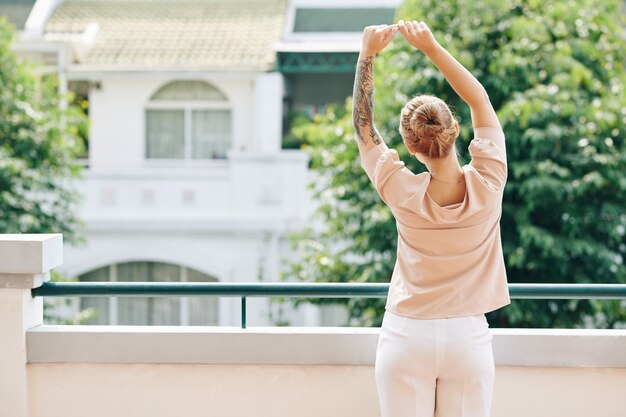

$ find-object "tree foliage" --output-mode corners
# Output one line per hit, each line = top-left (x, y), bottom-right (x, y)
(0, 18), (90, 323)
(0, 17), (86, 244)
(283, 0), (626, 328)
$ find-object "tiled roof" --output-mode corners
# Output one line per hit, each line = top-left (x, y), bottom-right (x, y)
(45, 0), (287, 71)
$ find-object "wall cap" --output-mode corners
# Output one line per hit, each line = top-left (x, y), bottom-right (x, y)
(0, 234), (63, 280)
(26, 325), (626, 368)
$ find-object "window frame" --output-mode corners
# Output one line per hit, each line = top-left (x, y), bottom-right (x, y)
(144, 97), (232, 163)
(283, 0), (400, 43)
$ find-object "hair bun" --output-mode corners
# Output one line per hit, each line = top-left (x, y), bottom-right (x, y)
(399, 95), (457, 159)
(413, 103), (442, 128)
(410, 103), (444, 144)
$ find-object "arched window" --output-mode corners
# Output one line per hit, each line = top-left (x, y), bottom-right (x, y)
(80, 261), (219, 325)
(145, 81), (231, 160)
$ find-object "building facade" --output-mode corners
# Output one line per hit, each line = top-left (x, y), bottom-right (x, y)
(3, 0), (399, 326)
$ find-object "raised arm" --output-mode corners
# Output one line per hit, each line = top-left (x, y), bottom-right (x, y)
(397, 20), (501, 130)
(352, 25), (398, 154)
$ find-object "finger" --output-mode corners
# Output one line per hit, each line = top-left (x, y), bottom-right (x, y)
(419, 21), (429, 32)
(412, 20), (421, 33)
(401, 19), (412, 34)
(397, 20), (409, 36)
(377, 24), (396, 34)
(406, 20), (416, 35)
(374, 25), (388, 34)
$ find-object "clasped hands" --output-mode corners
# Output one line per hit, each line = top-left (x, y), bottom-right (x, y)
(360, 20), (439, 58)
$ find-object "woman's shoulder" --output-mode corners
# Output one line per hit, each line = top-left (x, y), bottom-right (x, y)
(463, 164), (506, 199)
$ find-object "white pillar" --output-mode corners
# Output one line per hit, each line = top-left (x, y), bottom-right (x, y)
(252, 72), (284, 152)
(0, 234), (63, 417)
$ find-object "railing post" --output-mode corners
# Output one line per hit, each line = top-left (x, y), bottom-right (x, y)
(0, 234), (63, 417)
(241, 296), (247, 329)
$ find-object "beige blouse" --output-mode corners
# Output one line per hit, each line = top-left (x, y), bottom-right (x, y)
(360, 127), (511, 319)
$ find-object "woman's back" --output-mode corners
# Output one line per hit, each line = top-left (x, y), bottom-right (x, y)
(426, 177), (467, 208)
(359, 126), (510, 318)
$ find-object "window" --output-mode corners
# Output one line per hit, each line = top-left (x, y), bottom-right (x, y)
(145, 81), (231, 160)
(80, 261), (219, 326)
(293, 8), (395, 33)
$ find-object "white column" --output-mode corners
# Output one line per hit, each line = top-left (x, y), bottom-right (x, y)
(0, 234), (63, 417)
(252, 72), (284, 152)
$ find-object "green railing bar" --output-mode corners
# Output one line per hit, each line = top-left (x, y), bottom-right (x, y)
(32, 282), (626, 299)
(32, 282), (390, 298)
(31, 282), (626, 329)
(509, 283), (626, 299)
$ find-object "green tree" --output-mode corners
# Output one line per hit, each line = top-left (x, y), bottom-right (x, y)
(0, 17), (86, 242)
(282, 0), (626, 328)
(0, 18), (91, 323)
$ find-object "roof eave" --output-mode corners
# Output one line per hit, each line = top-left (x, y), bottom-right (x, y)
(64, 64), (278, 80)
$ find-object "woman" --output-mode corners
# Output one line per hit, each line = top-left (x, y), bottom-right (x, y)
(352, 20), (511, 417)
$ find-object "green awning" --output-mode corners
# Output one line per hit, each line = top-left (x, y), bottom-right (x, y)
(278, 52), (360, 73)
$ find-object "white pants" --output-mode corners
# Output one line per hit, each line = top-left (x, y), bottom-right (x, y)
(375, 309), (495, 417)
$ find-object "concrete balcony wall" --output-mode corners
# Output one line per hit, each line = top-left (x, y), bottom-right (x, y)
(25, 364), (626, 417)
(2, 235), (626, 417)
(24, 326), (626, 417)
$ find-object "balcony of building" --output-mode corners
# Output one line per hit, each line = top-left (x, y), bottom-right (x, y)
(1, 234), (625, 417)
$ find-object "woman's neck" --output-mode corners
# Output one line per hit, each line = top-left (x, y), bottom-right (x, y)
(425, 154), (463, 183)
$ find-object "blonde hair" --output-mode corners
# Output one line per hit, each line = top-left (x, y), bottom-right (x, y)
(399, 95), (458, 159)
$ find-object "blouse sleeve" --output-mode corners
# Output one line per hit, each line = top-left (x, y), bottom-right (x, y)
(360, 143), (420, 207)
(469, 127), (508, 191)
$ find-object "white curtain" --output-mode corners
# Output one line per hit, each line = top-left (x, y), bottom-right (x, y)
(117, 262), (180, 325)
(146, 110), (185, 158)
(187, 268), (219, 325)
(79, 262), (219, 325)
(191, 110), (231, 159)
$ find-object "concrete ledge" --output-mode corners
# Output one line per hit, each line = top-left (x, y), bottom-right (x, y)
(492, 328), (626, 367)
(227, 149), (309, 162)
(26, 326), (626, 368)
(0, 272), (50, 289)
(0, 234), (63, 276)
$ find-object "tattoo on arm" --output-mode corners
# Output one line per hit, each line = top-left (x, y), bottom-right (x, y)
(352, 56), (382, 146)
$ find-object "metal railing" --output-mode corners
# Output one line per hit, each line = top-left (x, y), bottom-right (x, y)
(32, 282), (626, 328)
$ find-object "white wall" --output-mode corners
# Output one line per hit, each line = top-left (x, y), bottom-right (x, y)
(58, 70), (324, 327)
(87, 72), (287, 168)
(73, 152), (310, 222)
(89, 76), (254, 168)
